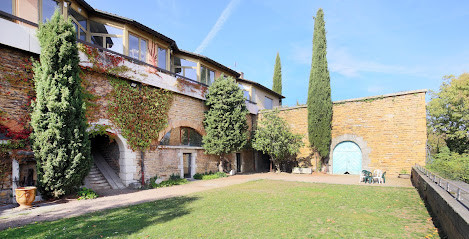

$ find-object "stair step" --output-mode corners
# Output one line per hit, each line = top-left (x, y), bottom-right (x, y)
(90, 180), (108, 184)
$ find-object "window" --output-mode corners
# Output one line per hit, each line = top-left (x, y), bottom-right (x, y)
(41, 0), (58, 23)
(159, 127), (203, 147)
(89, 20), (123, 54)
(0, 1), (13, 14)
(16, 0), (39, 24)
(200, 66), (215, 85)
(173, 57), (197, 81)
(157, 47), (167, 69)
(128, 33), (147, 62)
(264, 96), (273, 110)
(239, 84), (250, 101)
(69, 7), (87, 41)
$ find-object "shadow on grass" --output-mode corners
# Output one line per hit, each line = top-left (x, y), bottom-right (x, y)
(1, 196), (199, 238)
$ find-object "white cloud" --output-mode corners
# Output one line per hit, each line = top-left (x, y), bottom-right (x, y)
(195, 0), (241, 54)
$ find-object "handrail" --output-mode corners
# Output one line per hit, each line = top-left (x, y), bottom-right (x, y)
(0, 10), (38, 28)
(415, 164), (468, 208)
(76, 39), (208, 88)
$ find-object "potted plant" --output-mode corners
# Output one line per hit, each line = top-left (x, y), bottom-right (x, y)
(15, 186), (37, 208)
(398, 169), (411, 179)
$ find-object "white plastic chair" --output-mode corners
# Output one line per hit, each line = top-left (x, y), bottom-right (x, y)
(373, 169), (383, 184)
(359, 170), (365, 183)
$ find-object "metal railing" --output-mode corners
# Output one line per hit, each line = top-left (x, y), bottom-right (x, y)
(0, 10), (39, 28)
(415, 164), (469, 209)
(76, 40), (209, 88)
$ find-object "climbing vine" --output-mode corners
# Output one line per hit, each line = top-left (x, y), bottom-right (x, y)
(78, 43), (130, 75)
(176, 77), (208, 97)
(108, 78), (173, 151)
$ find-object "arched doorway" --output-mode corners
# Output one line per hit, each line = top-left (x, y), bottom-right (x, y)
(332, 141), (362, 174)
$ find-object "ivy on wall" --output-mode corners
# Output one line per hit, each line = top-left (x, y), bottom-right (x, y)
(108, 78), (173, 151)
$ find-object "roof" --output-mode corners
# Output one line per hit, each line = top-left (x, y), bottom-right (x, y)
(177, 50), (240, 77)
(237, 78), (285, 99)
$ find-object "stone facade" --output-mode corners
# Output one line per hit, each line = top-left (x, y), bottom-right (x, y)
(275, 90), (427, 176)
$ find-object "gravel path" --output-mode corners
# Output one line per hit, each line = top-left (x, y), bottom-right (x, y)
(0, 172), (412, 230)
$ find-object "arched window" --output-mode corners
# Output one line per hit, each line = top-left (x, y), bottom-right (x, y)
(160, 127), (202, 147)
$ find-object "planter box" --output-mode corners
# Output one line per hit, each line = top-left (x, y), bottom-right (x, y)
(292, 167), (312, 174)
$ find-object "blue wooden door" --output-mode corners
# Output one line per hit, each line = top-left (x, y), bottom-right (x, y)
(332, 141), (362, 174)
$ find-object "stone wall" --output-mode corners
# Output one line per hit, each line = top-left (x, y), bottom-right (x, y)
(412, 167), (469, 239)
(275, 90), (427, 176)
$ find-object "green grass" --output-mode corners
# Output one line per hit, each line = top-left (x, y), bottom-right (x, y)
(0, 180), (438, 238)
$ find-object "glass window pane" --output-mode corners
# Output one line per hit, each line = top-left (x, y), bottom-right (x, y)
(91, 35), (103, 47)
(159, 131), (170, 145)
(69, 8), (87, 29)
(209, 70), (215, 85)
(244, 91), (250, 100)
(181, 128), (189, 145)
(16, 0), (38, 24)
(106, 37), (123, 54)
(140, 39), (147, 62)
(128, 34), (139, 59)
(188, 128), (202, 146)
(79, 29), (86, 41)
(180, 58), (196, 67)
(264, 97), (273, 110)
(90, 21), (122, 35)
(200, 66), (207, 85)
(0, 1), (13, 14)
(158, 47), (166, 69)
(42, 0), (58, 23)
(104, 24), (122, 35)
(184, 68), (197, 81)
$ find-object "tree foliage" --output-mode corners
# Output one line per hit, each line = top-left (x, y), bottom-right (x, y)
(427, 73), (469, 154)
(272, 52), (282, 94)
(252, 110), (303, 172)
(31, 11), (91, 198)
(202, 76), (248, 172)
(307, 8), (332, 159)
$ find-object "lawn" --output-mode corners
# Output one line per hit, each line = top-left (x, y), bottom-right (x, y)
(0, 180), (438, 238)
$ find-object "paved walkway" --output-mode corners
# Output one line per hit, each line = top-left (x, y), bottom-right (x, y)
(0, 173), (412, 230)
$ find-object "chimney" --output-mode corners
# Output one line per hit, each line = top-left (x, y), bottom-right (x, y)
(239, 72), (244, 79)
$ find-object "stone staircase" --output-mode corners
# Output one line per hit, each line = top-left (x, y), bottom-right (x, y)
(85, 163), (111, 190)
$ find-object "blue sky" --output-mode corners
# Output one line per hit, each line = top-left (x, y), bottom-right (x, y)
(87, 0), (469, 106)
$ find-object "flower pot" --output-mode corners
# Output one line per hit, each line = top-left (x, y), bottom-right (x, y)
(15, 186), (37, 209)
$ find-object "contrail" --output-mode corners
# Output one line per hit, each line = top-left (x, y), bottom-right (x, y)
(195, 0), (241, 54)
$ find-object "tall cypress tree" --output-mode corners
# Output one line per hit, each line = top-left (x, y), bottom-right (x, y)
(307, 9), (332, 162)
(272, 52), (282, 94)
(31, 11), (91, 198)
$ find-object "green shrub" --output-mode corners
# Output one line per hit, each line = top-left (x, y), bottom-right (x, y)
(77, 187), (98, 200)
(193, 172), (227, 180)
(157, 178), (188, 188)
(169, 173), (180, 180)
(427, 149), (469, 183)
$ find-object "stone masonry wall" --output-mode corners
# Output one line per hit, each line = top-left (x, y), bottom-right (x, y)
(276, 91), (427, 176)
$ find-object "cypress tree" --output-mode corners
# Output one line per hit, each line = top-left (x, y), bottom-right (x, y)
(272, 52), (282, 94)
(307, 9), (332, 162)
(202, 76), (248, 172)
(31, 11), (91, 198)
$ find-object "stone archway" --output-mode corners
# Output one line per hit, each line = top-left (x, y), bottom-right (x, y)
(158, 119), (205, 142)
(89, 119), (137, 187)
(329, 134), (371, 174)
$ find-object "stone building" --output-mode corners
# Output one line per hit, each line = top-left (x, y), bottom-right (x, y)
(273, 90), (427, 176)
(0, 0), (283, 203)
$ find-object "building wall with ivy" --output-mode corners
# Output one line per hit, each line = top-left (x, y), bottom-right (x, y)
(275, 90), (427, 176)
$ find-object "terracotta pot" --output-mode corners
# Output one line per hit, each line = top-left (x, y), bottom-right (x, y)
(15, 186), (37, 209)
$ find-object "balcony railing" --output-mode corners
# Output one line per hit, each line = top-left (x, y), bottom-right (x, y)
(77, 40), (208, 87)
(0, 10), (38, 28)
